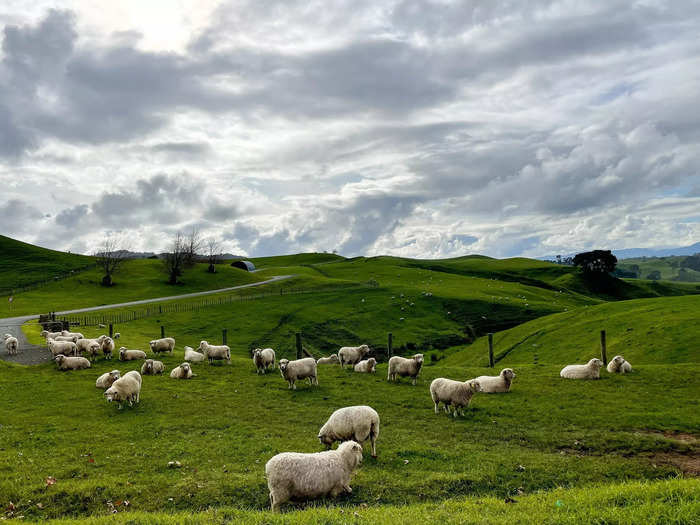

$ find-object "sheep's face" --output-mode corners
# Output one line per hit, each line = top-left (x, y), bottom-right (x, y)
(330, 354), (339, 362)
(502, 368), (515, 380)
(368, 358), (376, 366)
(110, 370), (120, 380)
(89, 343), (100, 353)
(104, 387), (119, 402)
(279, 359), (289, 373)
(54, 354), (65, 366)
(414, 354), (424, 365)
(612, 356), (625, 367)
(144, 360), (153, 372)
(340, 441), (364, 466)
(468, 379), (482, 392)
(181, 363), (191, 374)
(318, 433), (333, 447)
(119, 349), (126, 360)
(590, 358), (604, 368)
(360, 345), (371, 354)
(198, 341), (208, 352)
(253, 349), (262, 360)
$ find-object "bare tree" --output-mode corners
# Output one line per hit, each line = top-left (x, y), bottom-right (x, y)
(163, 232), (187, 285)
(184, 227), (202, 268)
(95, 236), (129, 287)
(206, 238), (222, 273)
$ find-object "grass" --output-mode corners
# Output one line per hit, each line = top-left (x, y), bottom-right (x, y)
(618, 255), (700, 282)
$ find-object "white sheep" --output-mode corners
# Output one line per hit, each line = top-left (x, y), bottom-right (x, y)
(51, 335), (78, 343)
(149, 337), (176, 354)
(253, 348), (276, 374)
(96, 370), (121, 389)
(40, 330), (63, 339)
(54, 354), (91, 371)
(338, 344), (371, 368)
(198, 341), (230, 364)
(170, 362), (194, 379)
(473, 368), (516, 393)
(607, 355), (632, 374)
(104, 370), (142, 408)
(76, 338), (102, 361)
(265, 440), (363, 512)
(48, 339), (77, 358)
(430, 378), (482, 417)
(113, 332), (121, 340)
(318, 406), (380, 457)
(4, 335), (18, 356)
(101, 337), (115, 359)
(387, 354), (424, 385)
(184, 346), (206, 362)
(354, 358), (376, 374)
(61, 330), (84, 340)
(119, 347), (147, 361)
(141, 359), (165, 375)
(560, 358), (604, 379)
(279, 357), (318, 389)
(317, 354), (340, 365)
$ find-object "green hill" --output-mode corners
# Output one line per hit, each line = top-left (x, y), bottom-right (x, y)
(618, 254), (700, 282)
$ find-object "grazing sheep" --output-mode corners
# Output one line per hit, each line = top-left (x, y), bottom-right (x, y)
(40, 330), (63, 339)
(317, 354), (340, 365)
(113, 332), (121, 340)
(141, 359), (165, 375)
(198, 341), (231, 364)
(170, 362), (194, 379)
(184, 346), (206, 362)
(149, 337), (176, 354)
(101, 337), (116, 359)
(430, 378), (482, 417)
(50, 335), (78, 343)
(54, 354), (91, 371)
(354, 358), (376, 374)
(61, 330), (84, 340)
(318, 406), (380, 457)
(607, 355), (632, 374)
(279, 357), (318, 389)
(253, 348), (276, 374)
(96, 370), (121, 389)
(104, 370), (142, 408)
(4, 335), (18, 356)
(560, 358), (604, 379)
(98, 324), (106, 329)
(387, 354), (424, 385)
(76, 338), (102, 361)
(119, 347), (147, 361)
(48, 339), (77, 357)
(338, 344), (371, 368)
(474, 368), (516, 393)
(265, 440), (363, 512)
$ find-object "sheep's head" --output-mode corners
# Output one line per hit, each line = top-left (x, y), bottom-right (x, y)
(144, 359), (154, 372)
(119, 349), (127, 360)
(54, 354), (65, 366)
(360, 344), (371, 355)
(339, 440), (363, 467)
(40, 330), (48, 337)
(181, 363), (191, 374)
(414, 354), (424, 365)
(318, 431), (334, 448)
(61, 330), (69, 336)
(589, 358), (604, 368)
(253, 349), (262, 360)
(502, 368), (516, 380)
(149, 340), (156, 350)
(198, 341), (208, 352)
(330, 354), (339, 362)
(89, 342), (100, 353)
(279, 359), (289, 373)
(104, 386), (119, 402)
(611, 355), (625, 367)
(110, 370), (120, 380)
(467, 379), (482, 392)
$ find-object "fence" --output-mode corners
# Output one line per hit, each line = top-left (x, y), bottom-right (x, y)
(2, 263), (99, 296)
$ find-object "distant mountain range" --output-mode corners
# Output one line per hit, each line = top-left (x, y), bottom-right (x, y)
(540, 242), (700, 261)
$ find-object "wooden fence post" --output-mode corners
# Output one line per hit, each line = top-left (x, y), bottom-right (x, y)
(387, 332), (393, 359)
(109, 324), (113, 338)
(222, 329), (228, 346)
(488, 333), (494, 368)
(295, 332), (302, 360)
(161, 326), (165, 339)
(600, 330), (607, 365)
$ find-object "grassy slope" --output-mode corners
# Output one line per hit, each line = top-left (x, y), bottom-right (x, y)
(619, 255), (700, 282)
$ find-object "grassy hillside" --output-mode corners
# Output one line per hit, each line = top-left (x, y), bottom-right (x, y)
(444, 295), (700, 367)
(250, 252), (345, 268)
(618, 255), (700, 282)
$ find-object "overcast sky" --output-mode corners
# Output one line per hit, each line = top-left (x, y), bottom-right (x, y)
(1, 1), (699, 258)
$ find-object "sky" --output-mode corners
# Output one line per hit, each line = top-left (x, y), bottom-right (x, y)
(1, 0), (699, 258)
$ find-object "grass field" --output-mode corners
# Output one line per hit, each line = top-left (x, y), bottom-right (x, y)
(618, 255), (700, 282)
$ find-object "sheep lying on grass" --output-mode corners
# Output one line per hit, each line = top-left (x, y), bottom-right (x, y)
(101, 337), (115, 359)
(387, 354), (424, 385)
(184, 346), (205, 362)
(354, 358), (376, 374)
(560, 358), (604, 379)
(318, 406), (380, 457)
(338, 345), (371, 368)
(607, 355), (632, 374)
(141, 359), (165, 375)
(317, 354), (340, 365)
(170, 362), (193, 379)
(474, 368), (516, 393)
(253, 348), (276, 374)
(279, 358), (318, 389)
(76, 339), (101, 361)
(198, 341), (231, 364)
(430, 378), (481, 417)
(48, 340), (77, 358)
(4, 335), (18, 355)
(265, 441), (363, 512)
(55, 354), (91, 371)
(104, 371), (142, 408)
(96, 370), (120, 389)
(119, 348), (147, 361)
(149, 337), (175, 354)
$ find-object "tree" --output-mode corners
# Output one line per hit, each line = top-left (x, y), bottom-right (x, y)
(646, 270), (661, 281)
(163, 232), (187, 285)
(205, 238), (222, 273)
(184, 227), (202, 269)
(572, 250), (618, 275)
(94, 236), (129, 287)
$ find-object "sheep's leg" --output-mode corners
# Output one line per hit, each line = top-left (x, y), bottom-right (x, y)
(412, 377), (417, 386)
(343, 483), (352, 493)
(434, 401), (439, 414)
(370, 433), (377, 458)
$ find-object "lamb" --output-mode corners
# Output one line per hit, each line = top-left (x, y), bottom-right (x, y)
(184, 346), (206, 362)
(387, 354), (424, 385)
(338, 344), (371, 368)
(253, 348), (276, 374)
(76, 338), (102, 361)
(54, 354), (91, 371)
(560, 358), (604, 379)
(474, 368), (516, 393)
(354, 358), (376, 374)
(119, 347), (147, 361)
(430, 378), (482, 417)
(198, 341), (231, 364)
(4, 335), (18, 356)
(265, 440), (364, 512)
(96, 370), (121, 389)
(279, 357), (318, 389)
(317, 354), (340, 365)
(48, 339), (77, 357)
(101, 337), (115, 359)
(170, 362), (194, 379)
(141, 359), (165, 375)
(607, 355), (632, 374)
(318, 406), (380, 458)
(40, 330), (63, 339)
(104, 370), (142, 408)
(149, 337), (175, 354)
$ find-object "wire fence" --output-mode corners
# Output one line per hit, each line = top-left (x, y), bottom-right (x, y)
(2, 263), (99, 296)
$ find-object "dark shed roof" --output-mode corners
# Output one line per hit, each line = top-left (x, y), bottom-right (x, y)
(231, 260), (255, 271)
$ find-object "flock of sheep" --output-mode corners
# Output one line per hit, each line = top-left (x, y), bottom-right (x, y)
(5, 328), (634, 512)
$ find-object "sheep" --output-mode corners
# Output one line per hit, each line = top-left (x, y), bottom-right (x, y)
(317, 354), (340, 365)
(253, 348), (276, 374)
(170, 362), (194, 379)
(279, 357), (318, 389)
(354, 358), (376, 374)
(104, 370), (142, 408)
(101, 337), (115, 359)
(184, 346), (206, 362)
(430, 378), (482, 417)
(560, 358), (604, 379)
(473, 368), (516, 393)
(265, 440), (363, 512)
(96, 335), (108, 344)
(607, 355), (632, 374)
(338, 344), (371, 368)
(318, 406), (380, 458)
(76, 338), (102, 361)
(119, 347), (147, 361)
(141, 359), (165, 375)
(387, 354), (424, 385)
(96, 370), (121, 389)
(149, 337), (175, 354)
(54, 354), (91, 371)
(48, 339), (77, 357)
(4, 335), (18, 356)
(61, 330), (84, 340)
(40, 330), (63, 339)
(50, 335), (78, 343)
(198, 341), (231, 364)
(113, 332), (121, 340)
